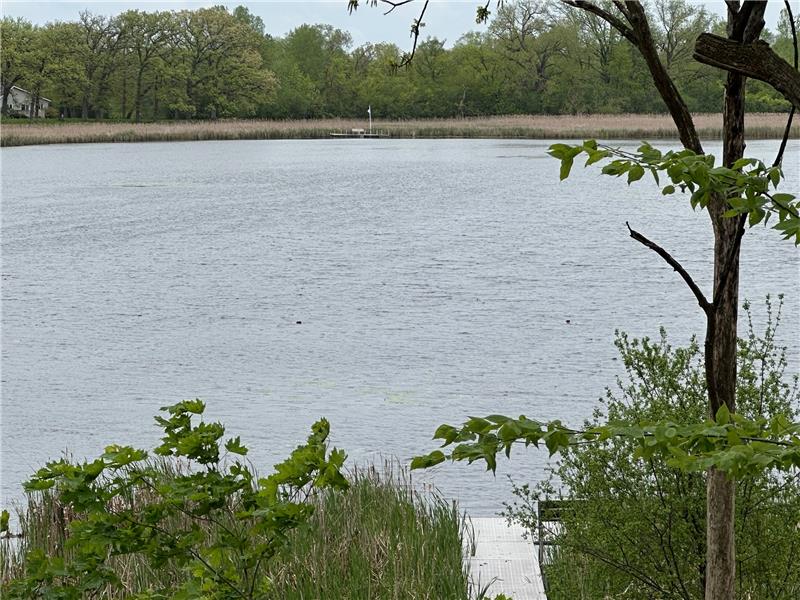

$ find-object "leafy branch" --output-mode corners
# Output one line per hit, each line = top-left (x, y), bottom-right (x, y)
(347, 0), (494, 68)
(548, 140), (800, 244)
(411, 406), (800, 479)
(5, 400), (349, 599)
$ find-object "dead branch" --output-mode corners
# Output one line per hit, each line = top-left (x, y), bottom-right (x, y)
(625, 222), (712, 314)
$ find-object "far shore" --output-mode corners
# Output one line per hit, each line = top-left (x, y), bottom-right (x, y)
(1, 113), (796, 147)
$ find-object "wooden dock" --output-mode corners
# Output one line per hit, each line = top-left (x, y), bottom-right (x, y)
(329, 128), (388, 138)
(467, 517), (547, 600)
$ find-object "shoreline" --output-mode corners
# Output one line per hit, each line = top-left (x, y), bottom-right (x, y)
(1, 113), (796, 147)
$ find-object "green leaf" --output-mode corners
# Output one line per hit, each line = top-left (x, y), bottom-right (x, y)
(585, 150), (609, 166)
(0, 509), (9, 534)
(560, 156), (574, 181)
(544, 430), (570, 457)
(225, 436), (248, 456)
(433, 424), (459, 444)
(715, 404), (731, 425)
(628, 165), (644, 185)
(547, 143), (572, 160)
(662, 184), (675, 195)
(410, 451), (445, 470)
(749, 208), (766, 227)
(772, 193), (796, 205)
(602, 160), (629, 177)
(732, 157), (756, 170)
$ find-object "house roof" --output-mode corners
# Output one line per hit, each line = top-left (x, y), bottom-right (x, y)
(3, 84), (52, 104)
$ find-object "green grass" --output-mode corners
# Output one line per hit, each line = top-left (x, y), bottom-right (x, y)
(0, 460), (472, 599)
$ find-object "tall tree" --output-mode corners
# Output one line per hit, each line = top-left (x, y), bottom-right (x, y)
(117, 10), (170, 121)
(232, 5), (265, 36)
(24, 23), (83, 119)
(172, 7), (274, 118)
(0, 18), (37, 115)
(489, 0), (562, 109)
(76, 12), (125, 119)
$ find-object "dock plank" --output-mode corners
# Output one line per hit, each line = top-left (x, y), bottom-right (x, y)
(467, 517), (547, 600)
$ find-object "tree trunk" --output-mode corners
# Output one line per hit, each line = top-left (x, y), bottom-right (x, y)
(706, 470), (736, 599)
(121, 76), (128, 121)
(558, 3), (771, 598)
(703, 4), (765, 598)
(135, 69), (144, 122)
(82, 96), (90, 120)
(153, 77), (160, 119)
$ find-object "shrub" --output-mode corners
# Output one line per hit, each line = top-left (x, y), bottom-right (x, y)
(1, 400), (350, 599)
(1, 402), (471, 599)
(504, 296), (800, 599)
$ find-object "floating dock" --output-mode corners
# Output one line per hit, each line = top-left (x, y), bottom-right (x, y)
(467, 517), (547, 599)
(329, 128), (388, 138)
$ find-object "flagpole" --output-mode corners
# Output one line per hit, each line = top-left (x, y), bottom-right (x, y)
(368, 105), (372, 135)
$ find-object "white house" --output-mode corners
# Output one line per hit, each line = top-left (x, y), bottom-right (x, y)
(1, 85), (51, 118)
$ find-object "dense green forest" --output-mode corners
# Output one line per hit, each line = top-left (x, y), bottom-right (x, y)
(1, 1), (796, 121)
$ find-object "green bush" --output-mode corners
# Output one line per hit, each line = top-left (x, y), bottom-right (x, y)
(1, 402), (470, 599)
(504, 296), (800, 599)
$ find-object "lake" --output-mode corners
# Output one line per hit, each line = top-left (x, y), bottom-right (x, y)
(1, 138), (798, 515)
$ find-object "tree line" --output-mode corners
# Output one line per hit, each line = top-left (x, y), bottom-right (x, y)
(1, 1), (796, 121)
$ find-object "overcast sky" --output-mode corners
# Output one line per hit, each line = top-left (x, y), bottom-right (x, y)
(0, 1), (787, 49)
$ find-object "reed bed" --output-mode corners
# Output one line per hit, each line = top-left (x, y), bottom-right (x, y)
(267, 463), (473, 599)
(0, 460), (472, 599)
(1, 113), (795, 147)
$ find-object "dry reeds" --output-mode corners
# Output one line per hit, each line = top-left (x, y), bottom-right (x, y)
(1, 113), (795, 147)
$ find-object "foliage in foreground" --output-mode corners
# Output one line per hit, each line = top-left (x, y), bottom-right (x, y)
(549, 140), (800, 243)
(2, 451), (470, 600)
(503, 298), (800, 599)
(0, 401), (352, 599)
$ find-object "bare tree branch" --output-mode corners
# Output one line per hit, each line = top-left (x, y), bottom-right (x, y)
(560, 0), (637, 43)
(625, 222), (712, 314)
(694, 34), (800, 109)
(378, 0), (416, 16)
(623, 1), (702, 153)
(611, 0), (631, 22)
(398, 0), (430, 66)
(774, 0), (798, 168)
(735, 0), (766, 42)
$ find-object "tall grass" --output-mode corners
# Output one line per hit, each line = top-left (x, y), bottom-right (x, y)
(267, 463), (472, 599)
(1, 113), (795, 146)
(0, 460), (471, 599)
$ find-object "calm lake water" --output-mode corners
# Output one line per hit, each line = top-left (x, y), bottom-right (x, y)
(2, 139), (798, 515)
